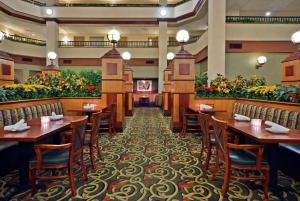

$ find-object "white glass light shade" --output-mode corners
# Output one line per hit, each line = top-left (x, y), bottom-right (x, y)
(0, 32), (4, 41)
(122, 51), (131, 60)
(107, 29), (120, 42)
(46, 8), (53, 16)
(257, 56), (267, 65)
(47, 51), (57, 60)
(167, 52), (175, 60)
(291, 31), (300, 44)
(176, 30), (189, 43)
(160, 8), (167, 16)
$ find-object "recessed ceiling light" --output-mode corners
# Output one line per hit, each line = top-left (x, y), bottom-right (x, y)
(265, 12), (271, 16)
(160, 8), (167, 17)
(46, 8), (53, 16)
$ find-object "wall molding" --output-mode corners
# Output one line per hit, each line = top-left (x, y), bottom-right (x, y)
(194, 46), (207, 63)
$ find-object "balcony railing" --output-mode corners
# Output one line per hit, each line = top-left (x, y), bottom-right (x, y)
(3, 33), (46, 46)
(168, 35), (201, 47)
(21, 0), (46, 6)
(226, 16), (300, 24)
(59, 35), (201, 48)
(58, 40), (159, 48)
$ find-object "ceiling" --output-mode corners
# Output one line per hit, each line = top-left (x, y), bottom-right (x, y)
(227, 0), (300, 16)
(56, 0), (185, 5)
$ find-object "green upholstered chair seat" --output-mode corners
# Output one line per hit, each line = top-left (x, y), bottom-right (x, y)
(187, 118), (199, 124)
(30, 149), (73, 165)
(229, 150), (268, 166)
(100, 118), (109, 124)
(279, 143), (300, 155)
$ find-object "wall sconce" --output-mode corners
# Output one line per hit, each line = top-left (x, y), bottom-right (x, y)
(256, 56), (267, 69)
(0, 32), (5, 43)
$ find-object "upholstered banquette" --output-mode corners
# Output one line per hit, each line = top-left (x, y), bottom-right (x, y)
(232, 102), (300, 153)
(0, 101), (64, 174)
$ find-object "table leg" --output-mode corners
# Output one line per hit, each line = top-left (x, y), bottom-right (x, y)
(264, 143), (279, 191)
(18, 142), (33, 187)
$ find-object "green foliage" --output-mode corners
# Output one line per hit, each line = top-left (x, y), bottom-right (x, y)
(195, 74), (300, 103)
(195, 72), (208, 88)
(26, 69), (102, 98)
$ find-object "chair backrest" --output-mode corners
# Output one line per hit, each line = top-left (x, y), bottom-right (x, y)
(211, 116), (229, 162)
(110, 104), (117, 121)
(70, 116), (88, 154)
(90, 112), (103, 141)
(199, 112), (211, 147)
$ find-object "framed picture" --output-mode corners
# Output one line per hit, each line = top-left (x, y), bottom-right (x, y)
(137, 80), (152, 92)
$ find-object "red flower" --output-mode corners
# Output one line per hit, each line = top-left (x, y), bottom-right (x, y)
(290, 93), (297, 101)
(296, 89), (300, 94)
(86, 85), (95, 92)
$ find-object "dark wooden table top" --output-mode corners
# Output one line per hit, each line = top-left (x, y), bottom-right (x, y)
(67, 106), (107, 113)
(0, 116), (87, 142)
(227, 119), (300, 144)
(189, 106), (227, 114)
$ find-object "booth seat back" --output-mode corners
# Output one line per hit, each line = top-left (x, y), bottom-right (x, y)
(0, 102), (63, 128)
(232, 102), (300, 129)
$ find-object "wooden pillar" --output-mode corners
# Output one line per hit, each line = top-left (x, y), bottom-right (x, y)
(124, 66), (133, 116)
(101, 48), (125, 131)
(162, 61), (173, 116)
(170, 49), (195, 132)
(0, 51), (14, 85)
(281, 52), (300, 85)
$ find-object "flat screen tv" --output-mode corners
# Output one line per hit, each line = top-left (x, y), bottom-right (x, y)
(137, 80), (152, 92)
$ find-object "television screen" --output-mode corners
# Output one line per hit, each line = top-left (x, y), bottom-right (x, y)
(137, 80), (152, 92)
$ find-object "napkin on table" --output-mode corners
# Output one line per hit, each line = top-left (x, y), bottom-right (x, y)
(4, 119), (30, 131)
(200, 104), (213, 110)
(234, 114), (251, 121)
(265, 121), (289, 133)
(50, 112), (63, 120)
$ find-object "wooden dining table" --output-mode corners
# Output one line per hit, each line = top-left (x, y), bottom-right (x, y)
(68, 106), (107, 121)
(0, 116), (87, 188)
(226, 119), (300, 191)
(189, 106), (227, 114)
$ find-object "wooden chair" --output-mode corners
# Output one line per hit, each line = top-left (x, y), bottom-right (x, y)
(99, 103), (116, 136)
(210, 116), (270, 201)
(84, 112), (104, 170)
(29, 117), (88, 196)
(199, 112), (216, 171)
(180, 107), (201, 138)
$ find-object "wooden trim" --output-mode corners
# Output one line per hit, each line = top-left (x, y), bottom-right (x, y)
(194, 46), (207, 63)
(226, 41), (297, 53)
(10, 53), (46, 66)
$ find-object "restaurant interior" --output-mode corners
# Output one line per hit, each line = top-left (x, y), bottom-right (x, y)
(0, 0), (300, 200)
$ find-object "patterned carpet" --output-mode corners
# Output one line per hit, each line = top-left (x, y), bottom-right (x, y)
(0, 108), (300, 201)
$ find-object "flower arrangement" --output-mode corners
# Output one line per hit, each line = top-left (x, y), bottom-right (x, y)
(195, 74), (300, 103)
(26, 69), (101, 97)
(1, 84), (51, 100)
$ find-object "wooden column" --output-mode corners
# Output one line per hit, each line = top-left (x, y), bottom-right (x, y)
(101, 48), (125, 131)
(162, 61), (173, 116)
(281, 52), (300, 85)
(170, 49), (195, 132)
(0, 51), (14, 85)
(124, 66), (133, 116)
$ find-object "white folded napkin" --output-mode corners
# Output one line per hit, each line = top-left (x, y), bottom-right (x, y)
(234, 114), (251, 121)
(83, 104), (92, 110)
(50, 112), (63, 120)
(4, 119), (30, 131)
(200, 104), (213, 110)
(265, 121), (289, 133)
